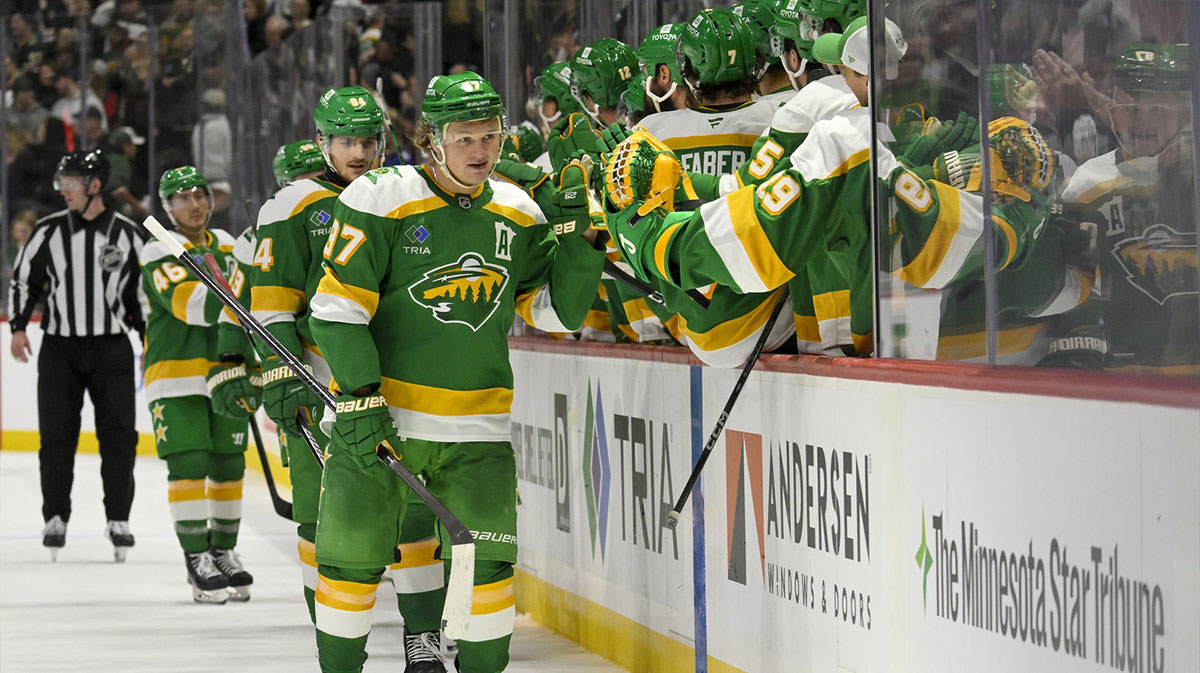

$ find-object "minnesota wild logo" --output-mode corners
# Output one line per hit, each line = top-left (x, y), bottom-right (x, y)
(1111, 224), (1198, 305)
(408, 253), (510, 331)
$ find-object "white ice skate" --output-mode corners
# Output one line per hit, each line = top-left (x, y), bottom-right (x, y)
(210, 548), (253, 601)
(42, 515), (67, 562)
(104, 521), (135, 563)
(185, 551), (230, 604)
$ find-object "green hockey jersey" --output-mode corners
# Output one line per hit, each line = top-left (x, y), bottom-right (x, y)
(250, 177), (344, 382)
(140, 228), (239, 402)
(310, 164), (605, 442)
(613, 109), (1050, 352)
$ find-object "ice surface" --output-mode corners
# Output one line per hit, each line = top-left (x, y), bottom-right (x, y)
(0, 451), (626, 672)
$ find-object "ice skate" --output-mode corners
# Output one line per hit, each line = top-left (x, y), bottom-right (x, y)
(184, 551), (230, 604)
(42, 515), (66, 562)
(403, 626), (446, 673)
(104, 521), (135, 563)
(210, 548), (253, 601)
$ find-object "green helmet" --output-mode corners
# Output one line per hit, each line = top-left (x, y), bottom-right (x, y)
(638, 23), (685, 83)
(1112, 42), (1189, 92)
(535, 61), (584, 127)
(570, 38), (640, 121)
(158, 165), (212, 225)
(421, 71), (508, 140)
(733, 0), (780, 59)
(272, 139), (325, 187)
(773, 0), (814, 61)
(798, 0), (866, 32)
(502, 125), (545, 163)
(676, 8), (762, 91)
(313, 86), (386, 138)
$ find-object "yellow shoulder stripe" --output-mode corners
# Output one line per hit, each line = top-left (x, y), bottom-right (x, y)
(895, 181), (962, 287)
(316, 267), (380, 319)
(728, 187), (792, 289)
(484, 201), (539, 228)
(387, 196), (447, 220)
(290, 189), (339, 218)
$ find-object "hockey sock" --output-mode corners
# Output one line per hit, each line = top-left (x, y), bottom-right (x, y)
(390, 537), (445, 633)
(165, 451), (211, 553)
(207, 452), (245, 550)
(298, 522), (318, 624)
(453, 561), (515, 673)
(315, 564), (384, 673)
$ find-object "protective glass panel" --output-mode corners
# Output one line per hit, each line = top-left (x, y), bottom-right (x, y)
(872, 0), (1199, 375)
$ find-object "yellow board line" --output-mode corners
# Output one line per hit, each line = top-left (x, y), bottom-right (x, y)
(514, 569), (747, 673)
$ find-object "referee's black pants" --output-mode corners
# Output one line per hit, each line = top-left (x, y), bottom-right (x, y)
(37, 334), (138, 523)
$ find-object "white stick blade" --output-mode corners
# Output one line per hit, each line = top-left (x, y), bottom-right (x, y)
(441, 543), (475, 640)
(141, 216), (186, 257)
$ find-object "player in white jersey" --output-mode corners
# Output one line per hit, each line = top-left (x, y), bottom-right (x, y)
(636, 8), (776, 178)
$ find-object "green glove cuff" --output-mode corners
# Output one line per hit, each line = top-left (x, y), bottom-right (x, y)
(216, 323), (255, 364)
(331, 392), (401, 475)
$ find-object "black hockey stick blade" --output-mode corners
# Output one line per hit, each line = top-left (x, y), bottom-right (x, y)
(247, 414), (293, 519)
(665, 288), (790, 529)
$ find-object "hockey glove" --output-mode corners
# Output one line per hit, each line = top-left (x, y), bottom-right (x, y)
(896, 111), (979, 167)
(544, 158), (599, 239)
(602, 129), (684, 218)
(261, 356), (322, 428)
(330, 392), (402, 476)
(597, 122), (633, 154)
(933, 118), (1055, 202)
(547, 113), (602, 174)
(207, 363), (261, 418)
(1036, 323), (1108, 370)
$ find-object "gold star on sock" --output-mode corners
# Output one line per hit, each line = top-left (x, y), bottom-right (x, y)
(155, 423), (168, 442)
(152, 402), (166, 422)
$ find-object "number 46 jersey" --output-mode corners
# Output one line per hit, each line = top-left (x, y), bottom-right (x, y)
(310, 164), (605, 443)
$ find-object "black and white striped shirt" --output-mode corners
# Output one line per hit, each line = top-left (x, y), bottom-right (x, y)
(8, 207), (146, 337)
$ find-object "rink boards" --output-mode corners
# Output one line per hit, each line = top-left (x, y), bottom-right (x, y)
(508, 340), (1200, 673)
(3, 325), (1198, 673)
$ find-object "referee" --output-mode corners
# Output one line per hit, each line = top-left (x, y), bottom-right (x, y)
(8, 149), (146, 562)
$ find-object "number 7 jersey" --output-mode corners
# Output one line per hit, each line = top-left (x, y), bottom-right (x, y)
(310, 164), (605, 442)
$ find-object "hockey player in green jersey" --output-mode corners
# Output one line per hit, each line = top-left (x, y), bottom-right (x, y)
(308, 71), (604, 673)
(1059, 42), (1198, 373)
(252, 93), (451, 669)
(141, 166), (258, 604)
(534, 61), (585, 141)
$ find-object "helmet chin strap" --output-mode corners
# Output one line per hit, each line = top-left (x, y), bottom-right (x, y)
(429, 141), (498, 193)
(644, 78), (678, 114)
(781, 56), (808, 92)
(539, 108), (562, 130)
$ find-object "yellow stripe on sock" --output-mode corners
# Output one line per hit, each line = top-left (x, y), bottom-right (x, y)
(390, 538), (440, 570)
(472, 576), (515, 615)
(167, 479), (206, 502)
(206, 480), (243, 501)
(316, 574), (379, 612)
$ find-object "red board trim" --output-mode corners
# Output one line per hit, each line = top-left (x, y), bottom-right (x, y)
(508, 337), (1200, 410)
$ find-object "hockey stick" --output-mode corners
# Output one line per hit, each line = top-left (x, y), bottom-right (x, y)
(142, 216), (474, 638)
(196, 252), (295, 519)
(664, 288), (790, 529)
(603, 259), (711, 310)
